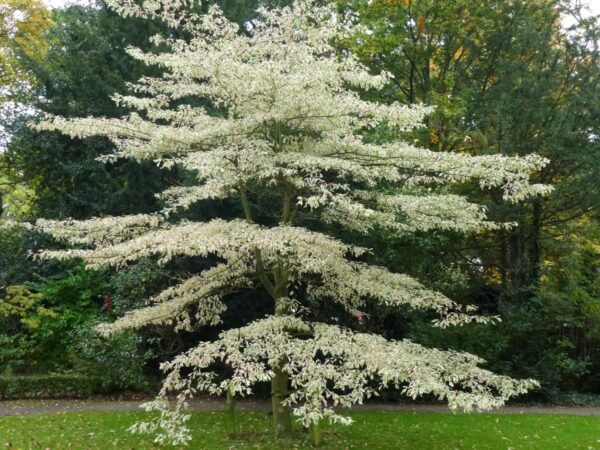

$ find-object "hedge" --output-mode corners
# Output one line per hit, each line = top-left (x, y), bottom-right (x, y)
(0, 373), (94, 400)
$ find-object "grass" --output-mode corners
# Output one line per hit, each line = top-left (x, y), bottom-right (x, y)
(1, 410), (599, 449)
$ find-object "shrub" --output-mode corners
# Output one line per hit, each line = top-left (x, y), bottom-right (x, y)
(70, 325), (155, 393)
(0, 373), (93, 400)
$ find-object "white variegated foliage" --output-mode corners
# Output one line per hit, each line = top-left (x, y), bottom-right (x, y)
(134, 316), (535, 444)
(20, 0), (551, 444)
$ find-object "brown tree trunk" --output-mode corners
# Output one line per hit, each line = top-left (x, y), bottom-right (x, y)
(271, 363), (293, 436)
(529, 198), (543, 293)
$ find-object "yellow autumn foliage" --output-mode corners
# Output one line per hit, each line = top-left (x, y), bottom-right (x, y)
(0, 0), (51, 93)
(0, 285), (57, 330)
(384, 0), (410, 6)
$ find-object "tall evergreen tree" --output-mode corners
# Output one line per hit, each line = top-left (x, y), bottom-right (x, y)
(5, 2), (168, 219)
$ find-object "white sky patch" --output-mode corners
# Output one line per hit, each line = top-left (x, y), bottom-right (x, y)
(588, 0), (600, 15)
(43, 0), (600, 13)
(563, 0), (600, 27)
(43, 0), (90, 8)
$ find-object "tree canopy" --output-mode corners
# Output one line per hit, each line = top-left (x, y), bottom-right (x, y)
(30, 0), (555, 444)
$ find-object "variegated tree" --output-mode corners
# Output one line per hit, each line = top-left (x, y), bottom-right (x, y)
(31, 0), (551, 445)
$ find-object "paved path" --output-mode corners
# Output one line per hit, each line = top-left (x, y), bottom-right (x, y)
(1, 399), (599, 417)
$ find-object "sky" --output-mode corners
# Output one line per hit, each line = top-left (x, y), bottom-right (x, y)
(43, 0), (600, 15)
(43, 0), (91, 8)
(586, 0), (600, 15)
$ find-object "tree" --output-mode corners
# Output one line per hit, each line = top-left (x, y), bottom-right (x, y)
(0, 0), (50, 98)
(469, 1), (600, 302)
(31, 0), (550, 445)
(339, 0), (600, 394)
(340, 0), (600, 299)
(0, 284), (56, 370)
(0, 0), (50, 217)
(4, 2), (169, 220)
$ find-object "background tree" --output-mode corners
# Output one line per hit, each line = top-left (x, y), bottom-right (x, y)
(0, 0), (50, 217)
(0, 0), (50, 99)
(4, 2), (168, 219)
(339, 0), (600, 396)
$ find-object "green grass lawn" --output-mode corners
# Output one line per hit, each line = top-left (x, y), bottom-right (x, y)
(1, 410), (599, 449)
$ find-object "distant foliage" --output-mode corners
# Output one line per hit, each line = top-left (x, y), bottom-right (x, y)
(0, 0), (51, 97)
(0, 371), (94, 400)
(71, 326), (155, 393)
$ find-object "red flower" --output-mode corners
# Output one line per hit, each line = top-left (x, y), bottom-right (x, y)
(102, 294), (111, 312)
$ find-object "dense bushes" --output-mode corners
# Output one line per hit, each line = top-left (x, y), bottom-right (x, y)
(0, 264), (157, 395)
(0, 367), (93, 399)
(0, 325), (156, 399)
(70, 326), (155, 393)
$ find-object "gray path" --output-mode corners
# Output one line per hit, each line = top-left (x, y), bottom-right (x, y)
(1, 399), (599, 417)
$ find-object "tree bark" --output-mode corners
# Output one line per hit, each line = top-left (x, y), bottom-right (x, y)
(226, 385), (238, 437)
(311, 421), (323, 447)
(271, 286), (293, 437)
(238, 180), (295, 437)
(529, 198), (543, 294)
(271, 363), (293, 437)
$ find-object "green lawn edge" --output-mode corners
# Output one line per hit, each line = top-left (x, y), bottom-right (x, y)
(1, 410), (599, 449)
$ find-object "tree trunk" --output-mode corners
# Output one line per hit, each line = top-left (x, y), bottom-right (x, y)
(226, 385), (238, 437)
(500, 228), (508, 292)
(271, 363), (293, 437)
(508, 226), (528, 303)
(529, 198), (543, 294)
(271, 290), (293, 436)
(311, 421), (323, 447)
